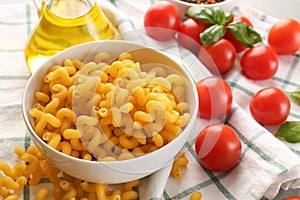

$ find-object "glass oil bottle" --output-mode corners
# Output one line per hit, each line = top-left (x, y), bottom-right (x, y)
(24, 0), (119, 73)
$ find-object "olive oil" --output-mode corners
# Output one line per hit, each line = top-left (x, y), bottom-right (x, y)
(25, 0), (119, 73)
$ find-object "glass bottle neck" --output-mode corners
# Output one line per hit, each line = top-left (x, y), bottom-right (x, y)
(47, 0), (95, 18)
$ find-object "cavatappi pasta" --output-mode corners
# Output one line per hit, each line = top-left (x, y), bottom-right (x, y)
(28, 51), (192, 161)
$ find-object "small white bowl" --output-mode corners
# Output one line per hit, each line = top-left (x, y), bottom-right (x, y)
(22, 40), (199, 184)
(165, 0), (240, 19)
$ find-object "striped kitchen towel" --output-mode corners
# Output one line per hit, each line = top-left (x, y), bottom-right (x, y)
(0, 0), (300, 199)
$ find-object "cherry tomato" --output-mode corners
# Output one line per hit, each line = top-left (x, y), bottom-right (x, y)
(284, 196), (300, 200)
(144, 1), (180, 41)
(196, 76), (232, 119)
(225, 16), (253, 53)
(250, 87), (291, 125)
(268, 18), (300, 55)
(195, 124), (242, 171)
(240, 45), (278, 80)
(198, 39), (236, 74)
(178, 18), (210, 53)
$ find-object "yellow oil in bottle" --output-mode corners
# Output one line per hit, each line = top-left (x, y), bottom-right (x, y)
(25, 0), (119, 73)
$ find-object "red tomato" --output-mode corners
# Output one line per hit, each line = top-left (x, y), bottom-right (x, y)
(178, 18), (210, 53)
(268, 18), (300, 55)
(195, 124), (242, 171)
(250, 87), (290, 125)
(240, 45), (278, 80)
(198, 39), (236, 74)
(284, 196), (300, 200)
(196, 76), (232, 119)
(225, 16), (253, 53)
(144, 1), (180, 41)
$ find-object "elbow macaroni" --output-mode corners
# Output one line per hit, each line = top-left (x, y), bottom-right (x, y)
(171, 153), (189, 179)
(28, 50), (191, 162)
(1, 146), (143, 200)
(189, 192), (203, 200)
(16, 51), (194, 199)
(1, 146), (191, 199)
(35, 188), (49, 200)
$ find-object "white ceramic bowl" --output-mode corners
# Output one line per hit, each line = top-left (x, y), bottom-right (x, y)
(165, 0), (240, 19)
(22, 40), (199, 184)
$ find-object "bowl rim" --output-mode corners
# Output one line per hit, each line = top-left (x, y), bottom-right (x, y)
(22, 40), (199, 167)
(170, 0), (237, 7)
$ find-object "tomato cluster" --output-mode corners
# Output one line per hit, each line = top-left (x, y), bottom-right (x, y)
(241, 18), (300, 80)
(144, 1), (300, 172)
(144, 1), (300, 79)
(194, 76), (241, 172)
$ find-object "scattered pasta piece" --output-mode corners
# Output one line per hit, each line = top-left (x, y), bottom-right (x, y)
(171, 153), (189, 179)
(0, 146), (142, 200)
(189, 191), (203, 200)
(1, 147), (191, 199)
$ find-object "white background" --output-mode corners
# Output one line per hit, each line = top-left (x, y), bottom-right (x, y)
(2, 0), (300, 20)
(241, 0), (300, 20)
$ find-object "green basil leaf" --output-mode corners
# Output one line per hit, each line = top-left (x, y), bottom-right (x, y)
(275, 121), (300, 143)
(225, 11), (234, 23)
(227, 21), (262, 47)
(200, 24), (226, 46)
(186, 6), (233, 25)
(286, 88), (300, 106)
(212, 7), (232, 25)
(186, 6), (215, 24)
